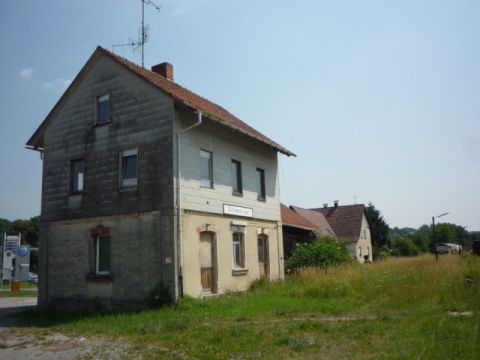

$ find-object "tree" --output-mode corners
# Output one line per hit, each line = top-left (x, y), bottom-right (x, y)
(366, 202), (390, 259)
(409, 225), (431, 252)
(0, 218), (11, 235)
(6, 216), (40, 272)
(391, 237), (419, 256)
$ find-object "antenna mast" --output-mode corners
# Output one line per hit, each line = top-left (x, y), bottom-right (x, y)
(113, 0), (161, 68)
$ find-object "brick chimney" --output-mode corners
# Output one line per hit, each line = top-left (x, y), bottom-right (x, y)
(151, 62), (173, 80)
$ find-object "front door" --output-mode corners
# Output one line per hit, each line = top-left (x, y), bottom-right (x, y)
(258, 235), (269, 278)
(200, 232), (215, 293)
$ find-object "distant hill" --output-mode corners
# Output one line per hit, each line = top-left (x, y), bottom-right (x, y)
(389, 227), (417, 239)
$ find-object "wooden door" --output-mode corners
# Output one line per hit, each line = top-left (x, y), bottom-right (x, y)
(258, 235), (269, 278)
(200, 232), (215, 292)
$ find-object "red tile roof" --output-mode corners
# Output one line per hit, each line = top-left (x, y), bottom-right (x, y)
(314, 204), (366, 242)
(26, 46), (295, 157)
(290, 206), (336, 238)
(281, 204), (316, 230)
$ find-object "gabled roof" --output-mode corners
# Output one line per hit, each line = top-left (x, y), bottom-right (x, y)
(26, 46), (295, 157)
(281, 204), (316, 230)
(290, 206), (336, 238)
(314, 204), (367, 242)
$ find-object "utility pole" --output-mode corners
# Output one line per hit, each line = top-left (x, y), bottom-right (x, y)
(432, 212), (449, 262)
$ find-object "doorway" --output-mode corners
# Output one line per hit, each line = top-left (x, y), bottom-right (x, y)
(199, 232), (216, 293)
(258, 235), (269, 278)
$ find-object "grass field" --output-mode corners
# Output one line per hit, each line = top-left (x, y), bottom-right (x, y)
(14, 255), (480, 359)
(0, 290), (38, 298)
(1, 281), (37, 290)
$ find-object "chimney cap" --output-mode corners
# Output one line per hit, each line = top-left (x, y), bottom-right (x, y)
(151, 62), (173, 81)
(333, 200), (339, 207)
(323, 203), (328, 208)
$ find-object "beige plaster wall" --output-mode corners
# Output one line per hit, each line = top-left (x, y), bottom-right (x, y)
(181, 210), (284, 297)
(355, 214), (373, 263)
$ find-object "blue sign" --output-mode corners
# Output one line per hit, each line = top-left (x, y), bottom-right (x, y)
(17, 246), (29, 257)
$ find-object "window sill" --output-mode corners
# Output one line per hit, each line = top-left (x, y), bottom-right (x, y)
(119, 184), (138, 192)
(94, 119), (112, 127)
(232, 268), (248, 276)
(69, 192), (83, 197)
(86, 274), (113, 283)
(257, 197), (266, 202)
(232, 191), (243, 197)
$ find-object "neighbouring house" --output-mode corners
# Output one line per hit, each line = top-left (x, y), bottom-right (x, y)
(26, 46), (295, 310)
(314, 202), (373, 263)
(280, 204), (315, 258)
(283, 202), (373, 263)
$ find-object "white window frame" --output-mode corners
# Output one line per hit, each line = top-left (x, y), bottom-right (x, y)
(95, 236), (111, 275)
(200, 149), (213, 188)
(96, 94), (110, 125)
(120, 149), (138, 187)
(232, 225), (246, 269)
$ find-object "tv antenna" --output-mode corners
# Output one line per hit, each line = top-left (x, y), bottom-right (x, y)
(113, 0), (161, 68)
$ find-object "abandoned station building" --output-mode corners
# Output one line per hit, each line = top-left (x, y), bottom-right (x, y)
(26, 46), (295, 309)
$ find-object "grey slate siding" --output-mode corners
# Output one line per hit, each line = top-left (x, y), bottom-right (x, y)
(41, 56), (174, 221)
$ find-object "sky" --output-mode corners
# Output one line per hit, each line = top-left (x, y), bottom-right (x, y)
(0, 0), (479, 230)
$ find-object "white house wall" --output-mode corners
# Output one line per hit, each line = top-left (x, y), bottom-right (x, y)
(174, 108), (281, 222)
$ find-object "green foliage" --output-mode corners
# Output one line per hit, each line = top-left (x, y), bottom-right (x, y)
(285, 236), (351, 272)
(3, 216), (40, 272)
(366, 202), (390, 259)
(409, 225), (431, 252)
(391, 237), (419, 256)
(146, 282), (173, 309)
(378, 245), (391, 259)
(0, 218), (11, 235)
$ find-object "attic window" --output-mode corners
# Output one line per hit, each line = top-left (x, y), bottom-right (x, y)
(96, 94), (110, 124)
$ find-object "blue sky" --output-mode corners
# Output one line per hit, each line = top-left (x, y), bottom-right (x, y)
(0, 0), (479, 230)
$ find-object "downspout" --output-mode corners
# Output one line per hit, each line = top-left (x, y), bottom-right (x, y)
(176, 110), (203, 298)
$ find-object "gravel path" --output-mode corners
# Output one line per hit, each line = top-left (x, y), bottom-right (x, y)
(0, 297), (140, 359)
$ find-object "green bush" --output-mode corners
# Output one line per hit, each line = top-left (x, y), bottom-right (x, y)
(392, 237), (419, 256)
(285, 236), (351, 272)
(146, 282), (173, 308)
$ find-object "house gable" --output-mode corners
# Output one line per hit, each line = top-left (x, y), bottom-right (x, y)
(27, 46), (295, 158)
(39, 54), (175, 221)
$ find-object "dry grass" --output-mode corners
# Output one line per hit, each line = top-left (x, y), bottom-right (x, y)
(12, 254), (480, 359)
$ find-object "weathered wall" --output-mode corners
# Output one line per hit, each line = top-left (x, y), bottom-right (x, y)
(181, 210), (283, 297)
(41, 55), (174, 221)
(174, 107), (281, 222)
(40, 211), (175, 310)
(37, 54), (178, 309)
